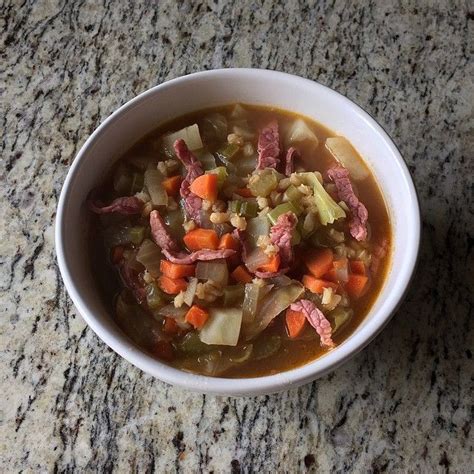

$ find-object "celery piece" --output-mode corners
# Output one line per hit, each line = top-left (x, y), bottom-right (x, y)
(228, 200), (242, 214)
(146, 282), (166, 310)
(239, 201), (258, 218)
(216, 143), (240, 162)
(248, 169), (278, 197)
(223, 284), (245, 306)
(128, 226), (146, 245)
(206, 166), (228, 188)
(267, 202), (302, 225)
(297, 172), (346, 225)
(284, 184), (303, 203)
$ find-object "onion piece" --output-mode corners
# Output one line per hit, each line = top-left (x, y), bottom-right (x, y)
(242, 283), (264, 324)
(286, 118), (319, 146)
(243, 283), (304, 341)
(183, 277), (198, 306)
(144, 169), (167, 206)
(196, 260), (229, 286)
(136, 239), (162, 277)
(325, 137), (369, 181)
(162, 124), (203, 152)
(244, 247), (269, 272)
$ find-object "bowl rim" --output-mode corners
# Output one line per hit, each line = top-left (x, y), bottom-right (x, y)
(55, 68), (421, 396)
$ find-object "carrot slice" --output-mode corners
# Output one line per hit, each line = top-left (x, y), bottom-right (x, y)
(160, 260), (195, 279)
(257, 254), (280, 273)
(231, 265), (253, 283)
(322, 267), (338, 282)
(345, 274), (368, 298)
(158, 275), (188, 295)
(285, 308), (306, 338)
(183, 228), (219, 251)
(163, 317), (180, 335)
(162, 175), (183, 197)
(306, 248), (334, 278)
(302, 274), (338, 294)
(189, 174), (218, 202)
(218, 233), (240, 251)
(185, 305), (209, 329)
(234, 187), (253, 198)
(350, 260), (366, 275)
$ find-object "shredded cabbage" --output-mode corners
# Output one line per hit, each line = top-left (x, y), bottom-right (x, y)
(297, 172), (346, 226)
(199, 307), (243, 346)
(136, 239), (162, 277)
(144, 169), (167, 206)
(325, 137), (369, 181)
(163, 124), (203, 152)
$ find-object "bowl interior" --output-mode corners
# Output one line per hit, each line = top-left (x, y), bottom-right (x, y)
(56, 69), (419, 395)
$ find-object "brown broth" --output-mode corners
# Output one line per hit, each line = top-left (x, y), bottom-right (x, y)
(90, 103), (391, 378)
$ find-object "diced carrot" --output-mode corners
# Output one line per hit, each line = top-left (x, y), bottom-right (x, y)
(160, 260), (195, 279)
(322, 267), (338, 282)
(218, 233), (240, 251)
(257, 254), (280, 273)
(285, 308), (306, 339)
(185, 305), (209, 329)
(234, 187), (253, 198)
(110, 245), (124, 264)
(163, 317), (180, 335)
(158, 275), (188, 295)
(306, 248), (334, 278)
(189, 174), (218, 202)
(231, 265), (253, 283)
(350, 260), (366, 275)
(162, 175), (183, 197)
(345, 274), (368, 298)
(154, 340), (174, 361)
(302, 274), (338, 294)
(183, 228), (219, 251)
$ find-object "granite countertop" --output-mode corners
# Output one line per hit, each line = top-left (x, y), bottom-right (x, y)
(1, 1), (473, 472)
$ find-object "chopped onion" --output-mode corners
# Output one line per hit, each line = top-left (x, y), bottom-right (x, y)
(286, 118), (319, 146)
(244, 247), (270, 272)
(199, 307), (243, 346)
(196, 260), (228, 286)
(242, 284), (261, 324)
(144, 169), (167, 206)
(243, 284), (304, 340)
(162, 124), (203, 152)
(183, 277), (198, 306)
(325, 137), (369, 181)
(195, 149), (217, 170)
(136, 239), (162, 277)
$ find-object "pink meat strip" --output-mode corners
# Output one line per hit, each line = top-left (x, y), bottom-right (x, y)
(150, 209), (236, 264)
(254, 212), (298, 278)
(173, 139), (203, 224)
(256, 120), (280, 170)
(162, 248), (236, 265)
(291, 299), (335, 348)
(327, 166), (368, 241)
(283, 147), (298, 176)
(89, 196), (143, 215)
(149, 210), (179, 252)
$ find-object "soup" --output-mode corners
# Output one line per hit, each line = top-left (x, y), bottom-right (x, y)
(88, 104), (391, 378)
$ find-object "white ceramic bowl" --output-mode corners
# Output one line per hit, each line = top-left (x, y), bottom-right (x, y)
(55, 69), (420, 396)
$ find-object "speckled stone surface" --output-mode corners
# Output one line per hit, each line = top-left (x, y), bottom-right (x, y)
(1, 1), (473, 472)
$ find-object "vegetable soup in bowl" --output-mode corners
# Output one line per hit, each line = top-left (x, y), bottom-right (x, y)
(56, 69), (420, 395)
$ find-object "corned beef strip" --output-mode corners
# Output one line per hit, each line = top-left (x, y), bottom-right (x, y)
(149, 210), (179, 252)
(327, 166), (368, 241)
(89, 196), (143, 215)
(256, 120), (280, 170)
(291, 299), (335, 348)
(254, 211), (298, 279)
(173, 139), (203, 224)
(283, 147), (298, 176)
(162, 248), (236, 265)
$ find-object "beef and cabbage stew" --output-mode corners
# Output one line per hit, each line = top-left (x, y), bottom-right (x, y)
(89, 104), (391, 378)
